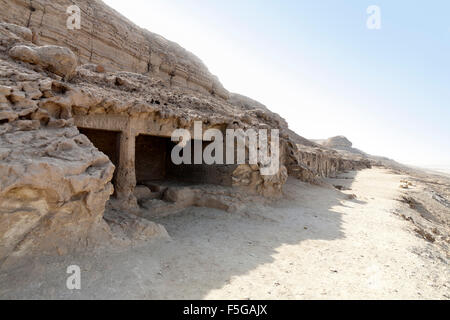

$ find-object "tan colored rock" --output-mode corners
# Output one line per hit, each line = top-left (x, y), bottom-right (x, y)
(9, 45), (77, 79)
(38, 79), (53, 92)
(96, 64), (105, 73)
(0, 1), (372, 263)
(0, 85), (12, 95)
(0, 62), (114, 262)
(8, 45), (39, 64)
(22, 81), (42, 99)
(133, 185), (153, 202)
(0, 23), (32, 42)
(0, 0), (228, 98)
(0, 126), (115, 261)
(164, 187), (197, 205)
(140, 185), (241, 218)
(104, 209), (169, 241)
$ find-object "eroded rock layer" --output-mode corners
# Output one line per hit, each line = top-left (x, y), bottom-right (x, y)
(0, 0), (229, 99)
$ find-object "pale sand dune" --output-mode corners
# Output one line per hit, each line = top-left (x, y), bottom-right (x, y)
(1, 168), (448, 299)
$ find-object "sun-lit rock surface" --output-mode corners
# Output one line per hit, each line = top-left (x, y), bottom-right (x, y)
(0, 1), (371, 261)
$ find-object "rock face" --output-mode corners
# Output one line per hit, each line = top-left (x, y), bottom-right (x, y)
(0, 59), (114, 262)
(0, 22), (32, 42)
(315, 136), (367, 157)
(323, 136), (353, 148)
(285, 144), (370, 182)
(0, 1), (372, 262)
(0, 0), (229, 99)
(316, 136), (405, 171)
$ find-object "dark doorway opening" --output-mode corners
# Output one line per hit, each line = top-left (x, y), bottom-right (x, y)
(135, 135), (235, 187)
(135, 135), (168, 182)
(78, 128), (120, 192)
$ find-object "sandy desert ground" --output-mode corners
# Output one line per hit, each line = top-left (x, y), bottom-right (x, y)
(0, 167), (448, 299)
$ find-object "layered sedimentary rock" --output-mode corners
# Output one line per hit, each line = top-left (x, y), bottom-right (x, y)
(0, 0), (229, 99)
(295, 146), (370, 178)
(0, 0), (371, 261)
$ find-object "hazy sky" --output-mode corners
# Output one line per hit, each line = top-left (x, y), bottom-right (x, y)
(104, 0), (449, 166)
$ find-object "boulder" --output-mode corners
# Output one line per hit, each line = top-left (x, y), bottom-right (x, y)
(0, 23), (32, 41)
(0, 125), (115, 261)
(133, 185), (153, 201)
(104, 209), (169, 241)
(9, 45), (77, 79)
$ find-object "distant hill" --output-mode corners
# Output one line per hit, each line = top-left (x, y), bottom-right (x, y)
(310, 136), (450, 180)
(312, 136), (367, 156)
(311, 136), (406, 169)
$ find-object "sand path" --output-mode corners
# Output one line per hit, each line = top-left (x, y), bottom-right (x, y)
(1, 168), (448, 299)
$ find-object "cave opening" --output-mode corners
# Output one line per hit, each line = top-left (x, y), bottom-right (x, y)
(78, 128), (120, 194)
(76, 128), (237, 204)
(135, 134), (235, 188)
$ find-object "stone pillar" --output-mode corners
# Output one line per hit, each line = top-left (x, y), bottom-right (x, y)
(115, 119), (138, 208)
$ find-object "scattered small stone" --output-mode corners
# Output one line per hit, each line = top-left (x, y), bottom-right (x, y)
(414, 228), (436, 243)
(95, 64), (106, 73)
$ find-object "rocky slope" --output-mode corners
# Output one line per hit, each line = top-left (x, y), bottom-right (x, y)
(313, 136), (367, 157)
(0, 0), (229, 98)
(313, 135), (408, 170)
(0, 0), (371, 262)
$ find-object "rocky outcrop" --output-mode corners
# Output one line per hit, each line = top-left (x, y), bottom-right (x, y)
(0, 22), (119, 263)
(284, 141), (371, 182)
(322, 136), (353, 148)
(0, 1), (372, 262)
(0, 127), (114, 261)
(0, 61), (114, 262)
(0, 20), (289, 261)
(104, 208), (169, 241)
(314, 135), (367, 157)
(0, 22), (32, 42)
(0, 0), (229, 99)
(9, 44), (77, 79)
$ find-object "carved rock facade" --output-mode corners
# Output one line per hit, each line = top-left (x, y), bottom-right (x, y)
(0, 1), (371, 261)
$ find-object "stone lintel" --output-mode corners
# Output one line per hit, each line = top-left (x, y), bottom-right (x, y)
(74, 114), (128, 132)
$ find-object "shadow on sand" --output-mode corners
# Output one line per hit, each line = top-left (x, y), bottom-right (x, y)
(0, 171), (366, 299)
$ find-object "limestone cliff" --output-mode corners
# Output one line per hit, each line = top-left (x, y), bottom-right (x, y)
(0, 0), (229, 98)
(0, 0), (371, 261)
